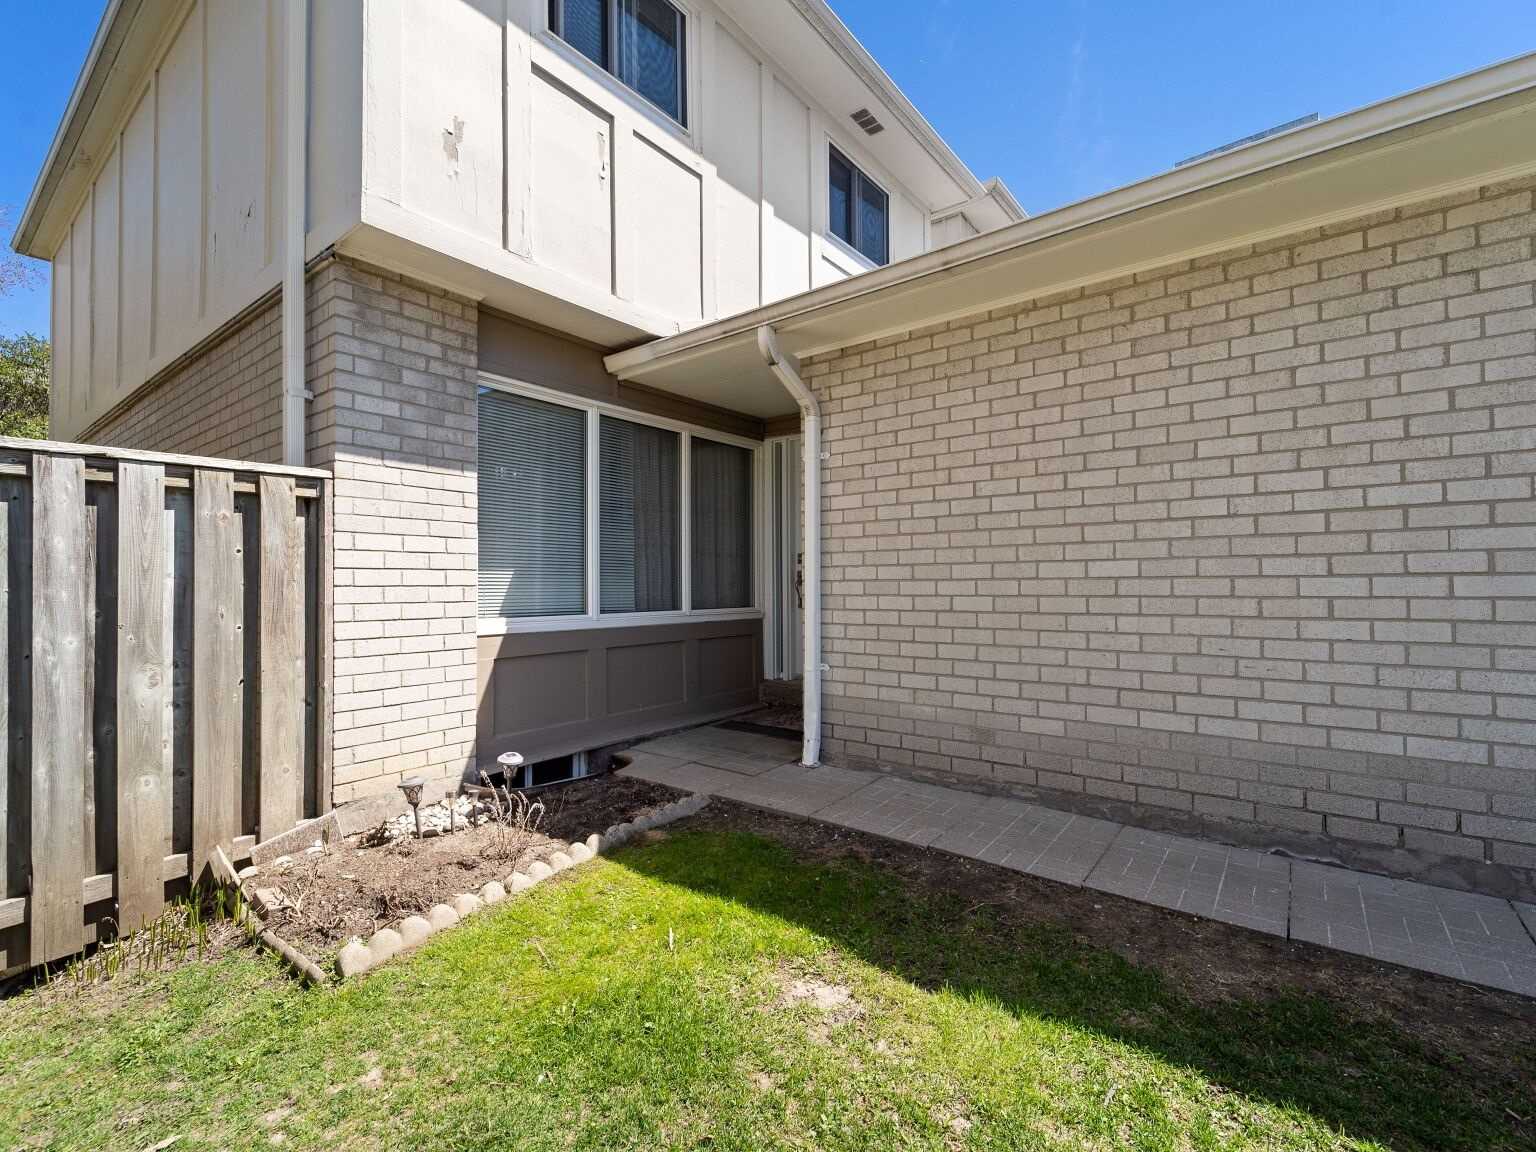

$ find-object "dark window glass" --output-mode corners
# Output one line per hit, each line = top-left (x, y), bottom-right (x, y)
(552, 0), (607, 68)
(691, 439), (753, 610)
(828, 150), (854, 247)
(617, 0), (684, 124)
(600, 417), (681, 613)
(829, 147), (889, 266)
(857, 176), (889, 265)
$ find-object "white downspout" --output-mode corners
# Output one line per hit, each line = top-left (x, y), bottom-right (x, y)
(757, 324), (822, 768)
(280, 0), (310, 466)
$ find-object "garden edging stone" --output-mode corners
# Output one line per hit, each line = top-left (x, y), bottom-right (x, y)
(333, 792), (710, 980)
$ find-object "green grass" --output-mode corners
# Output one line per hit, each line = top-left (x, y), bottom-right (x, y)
(1, 828), (1531, 1151)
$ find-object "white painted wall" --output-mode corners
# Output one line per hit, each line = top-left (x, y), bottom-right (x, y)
(358, 0), (940, 339)
(45, 0), (969, 440)
(47, 0), (361, 442)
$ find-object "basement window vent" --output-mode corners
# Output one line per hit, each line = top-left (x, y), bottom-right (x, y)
(497, 751), (591, 791)
(850, 107), (884, 135)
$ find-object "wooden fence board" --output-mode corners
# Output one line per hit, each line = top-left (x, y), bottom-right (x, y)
(167, 489), (194, 859)
(29, 454), (87, 964)
(259, 477), (304, 840)
(83, 481), (119, 881)
(116, 464), (169, 931)
(1, 477), (31, 973)
(191, 471), (242, 885)
(0, 445), (327, 971)
(0, 481), (7, 903)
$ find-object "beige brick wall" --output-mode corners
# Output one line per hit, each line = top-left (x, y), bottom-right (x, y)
(83, 295), (283, 462)
(307, 258), (479, 804)
(804, 177), (1536, 890)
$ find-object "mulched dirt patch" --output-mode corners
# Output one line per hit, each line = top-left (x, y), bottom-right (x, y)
(255, 774), (684, 961)
(684, 799), (1536, 1088)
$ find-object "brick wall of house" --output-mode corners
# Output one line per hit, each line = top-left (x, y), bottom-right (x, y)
(83, 295), (284, 462)
(307, 257), (479, 805)
(803, 177), (1536, 890)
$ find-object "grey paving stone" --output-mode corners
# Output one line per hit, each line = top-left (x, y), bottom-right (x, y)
(1289, 863), (1536, 996)
(1085, 827), (1290, 936)
(619, 758), (740, 796)
(932, 802), (1119, 885)
(634, 729), (800, 777)
(714, 762), (874, 818)
(1518, 902), (1536, 944)
(813, 775), (990, 847)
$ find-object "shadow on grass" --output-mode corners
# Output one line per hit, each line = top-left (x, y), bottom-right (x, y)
(621, 825), (1535, 1152)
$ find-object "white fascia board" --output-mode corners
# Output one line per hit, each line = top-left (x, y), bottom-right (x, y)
(606, 49), (1536, 383)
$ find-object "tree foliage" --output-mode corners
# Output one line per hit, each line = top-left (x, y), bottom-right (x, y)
(1, 206), (49, 439)
(0, 333), (50, 439)
(0, 207), (41, 299)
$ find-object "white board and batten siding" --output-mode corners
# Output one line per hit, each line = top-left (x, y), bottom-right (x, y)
(46, 0), (361, 445)
(360, 0), (933, 338)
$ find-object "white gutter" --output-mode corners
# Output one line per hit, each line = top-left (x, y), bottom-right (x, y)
(280, 0), (310, 467)
(757, 324), (822, 768)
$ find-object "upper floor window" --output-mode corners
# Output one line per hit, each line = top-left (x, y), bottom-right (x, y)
(549, 0), (688, 127)
(828, 147), (889, 267)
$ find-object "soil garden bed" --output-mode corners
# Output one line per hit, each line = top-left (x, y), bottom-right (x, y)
(251, 773), (684, 961)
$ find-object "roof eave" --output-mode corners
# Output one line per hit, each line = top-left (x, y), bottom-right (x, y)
(10, 0), (144, 256)
(606, 49), (1536, 382)
(786, 0), (989, 204)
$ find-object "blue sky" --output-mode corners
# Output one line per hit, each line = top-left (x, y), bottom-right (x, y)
(4, 0), (1536, 337)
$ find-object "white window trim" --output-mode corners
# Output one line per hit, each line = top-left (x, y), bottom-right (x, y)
(541, 0), (696, 137)
(478, 371), (763, 637)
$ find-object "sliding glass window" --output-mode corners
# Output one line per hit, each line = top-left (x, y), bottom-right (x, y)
(599, 416), (681, 613)
(478, 389), (587, 619)
(691, 439), (754, 610)
(478, 384), (756, 628)
(549, 0), (687, 126)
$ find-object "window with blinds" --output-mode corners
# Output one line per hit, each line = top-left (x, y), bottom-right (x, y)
(691, 438), (753, 610)
(478, 389), (587, 619)
(599, 416), (680, 613)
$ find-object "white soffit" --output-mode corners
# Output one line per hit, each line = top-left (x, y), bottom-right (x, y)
(606, 53), (1536, 412)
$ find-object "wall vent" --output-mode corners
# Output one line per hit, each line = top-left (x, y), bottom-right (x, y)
(850, 107), (884, 136)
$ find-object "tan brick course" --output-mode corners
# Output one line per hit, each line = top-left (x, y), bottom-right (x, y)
(84, 295), (283, 462)
(804, 177), (1536, 892)
(307, 258), (479, 804)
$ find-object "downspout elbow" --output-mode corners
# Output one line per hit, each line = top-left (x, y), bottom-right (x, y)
(757, 324), (822, 768)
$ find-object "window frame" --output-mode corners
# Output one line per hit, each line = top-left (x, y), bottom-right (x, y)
(477, 372), (761, 636)
(826, 145), (890, 267)
(548, 0), (690, 129)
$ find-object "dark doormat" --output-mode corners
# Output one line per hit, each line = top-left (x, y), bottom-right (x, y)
(719, 720), (801, 739)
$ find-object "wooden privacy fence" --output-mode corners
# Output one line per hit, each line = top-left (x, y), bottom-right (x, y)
(0, 438), (332, 972)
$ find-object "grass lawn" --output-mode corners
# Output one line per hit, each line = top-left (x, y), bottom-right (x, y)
(2, 818), (1533, 1151)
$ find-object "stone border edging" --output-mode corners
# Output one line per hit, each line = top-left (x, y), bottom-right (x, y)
(335, 792), (710, 980)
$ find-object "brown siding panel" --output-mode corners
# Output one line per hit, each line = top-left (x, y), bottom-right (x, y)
(478, 619), (762, 768)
